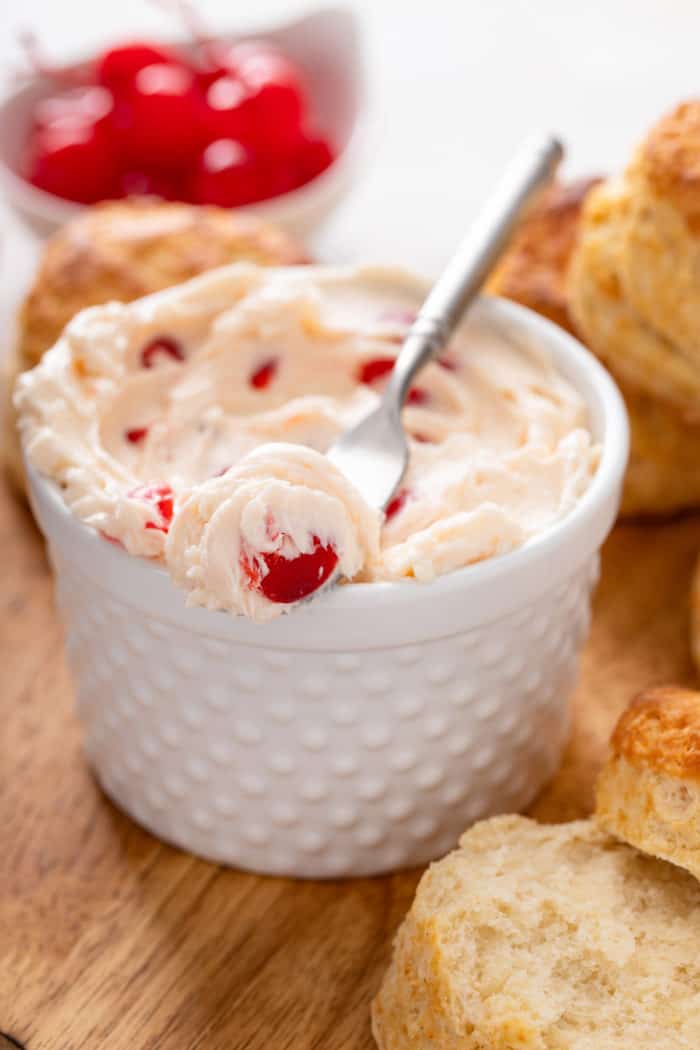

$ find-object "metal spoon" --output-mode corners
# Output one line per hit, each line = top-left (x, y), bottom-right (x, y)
(291, 134), (562, 607)
(327, 133), (563, 511)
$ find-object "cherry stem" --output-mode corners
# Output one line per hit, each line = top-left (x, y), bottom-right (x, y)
(148, 0), (217, 67)
(14, 29), (81, 86)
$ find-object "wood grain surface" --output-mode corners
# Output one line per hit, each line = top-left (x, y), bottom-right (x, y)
(2, 478), (699, 1050)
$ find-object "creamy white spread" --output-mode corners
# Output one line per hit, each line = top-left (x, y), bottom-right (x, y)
(16, 263), (598, 622)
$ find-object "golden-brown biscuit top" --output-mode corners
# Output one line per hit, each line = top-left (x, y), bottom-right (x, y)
(487, 176), (601, 334)
(18, 199), (308, 370)
(611, 686), (700, 780)
(639, 101), (700, 220)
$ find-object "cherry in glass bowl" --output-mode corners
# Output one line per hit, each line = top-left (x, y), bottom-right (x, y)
(0, 7), (366, 237)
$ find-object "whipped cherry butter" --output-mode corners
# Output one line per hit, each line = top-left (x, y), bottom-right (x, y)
(16, 264), (598, 622)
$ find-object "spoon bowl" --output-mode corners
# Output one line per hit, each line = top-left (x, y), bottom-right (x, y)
(328, 399), (407, 511)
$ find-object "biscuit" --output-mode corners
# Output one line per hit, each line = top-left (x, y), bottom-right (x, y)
(620, 103), (700, 359)
(491, 174), (700, 515)
(622, 384), (700, 515)
(372, 815), (700, 1050)
(16, 199), (308, 372)
(597, 686), (700, 880)
(692, 563), (700, 673)
(4, 200), (308, 492)
(568, 177), (700, 416)
(487, 176), (602, 334)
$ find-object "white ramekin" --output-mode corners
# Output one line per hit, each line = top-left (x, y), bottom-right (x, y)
(25, 296), (628, 878)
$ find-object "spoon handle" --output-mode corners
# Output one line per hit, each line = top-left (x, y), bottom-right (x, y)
(386, 134), (563, 405)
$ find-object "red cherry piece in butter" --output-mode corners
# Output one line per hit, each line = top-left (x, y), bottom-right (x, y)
(130, 483), (174, 533)
(239, 551), (263, 591)
(141, 336), (184, 368)
(259, 536), (338, 604)
(438, 356), (457, 372)
(125, 426), (149, 444)
(407, 386), (429, 406)
(358, 357), (428, 404)
(358, 357), (394, 385)
(250, 357), (278, 389)
(385, 488), (410, 522)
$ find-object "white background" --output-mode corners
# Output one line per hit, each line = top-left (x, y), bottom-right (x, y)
(0, 0), (698, 338)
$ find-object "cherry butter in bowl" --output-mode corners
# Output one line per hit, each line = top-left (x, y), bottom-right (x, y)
(22, 276), (628, 879)
(0, 7), (365, 236)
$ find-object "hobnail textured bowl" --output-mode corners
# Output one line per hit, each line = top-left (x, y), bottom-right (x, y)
(25, 297), (628, 877)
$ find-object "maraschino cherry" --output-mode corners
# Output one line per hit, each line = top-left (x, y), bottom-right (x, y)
(242, 535), (339, 604)
(228, 43), (305, 151)
(190, 138), (261, 206)
(28, 122), (116, 203)
(22, 27), (337, 207)
(118, 61), (204, 166)
(96, 42), (177, 91)
(130, 483), (174, 534)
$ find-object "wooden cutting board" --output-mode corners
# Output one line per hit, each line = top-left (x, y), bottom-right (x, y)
(2, 478), (699, 1050)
